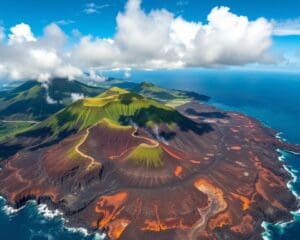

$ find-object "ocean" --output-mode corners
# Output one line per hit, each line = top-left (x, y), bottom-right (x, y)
(1, 70), (300, 239)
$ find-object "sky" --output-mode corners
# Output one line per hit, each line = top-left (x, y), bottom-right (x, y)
(0, 0), (299, 81)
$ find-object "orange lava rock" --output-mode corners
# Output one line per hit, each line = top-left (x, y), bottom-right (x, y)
(230, 146), (242, 151)
(209, 211), (233, 229)
(174, 166), (183, 177)
(231, 193), (251, 211)
(108, 219), (131, 240)
(95, 192), (128, 229)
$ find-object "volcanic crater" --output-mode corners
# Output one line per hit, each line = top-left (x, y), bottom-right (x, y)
(0, 87), (299, 240)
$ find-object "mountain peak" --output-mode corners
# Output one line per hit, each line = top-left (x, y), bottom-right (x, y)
(140, 81), (155, 88)
(99, 86), (129, 97)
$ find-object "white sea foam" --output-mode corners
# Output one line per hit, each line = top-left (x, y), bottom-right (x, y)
(276, 132), (287, 142)
(64, 225), (106, 239)
(61, 212), (107, 239)
(261, 137), (300, 238)
(0, 196), (25, 215)
(2, 204), (24, 215)
(37, 203), (63, 219)
(65, 226), (89, 236)
(277, 149), (299, 198)
(261, 221), (272, 240)
(93, 233), (106, 240)
(0, 196), (107, 239)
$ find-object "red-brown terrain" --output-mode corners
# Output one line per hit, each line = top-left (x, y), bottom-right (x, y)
(0, 97), (299, 240)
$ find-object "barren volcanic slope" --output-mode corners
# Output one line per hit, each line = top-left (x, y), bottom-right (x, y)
(0, 87), (300, 240)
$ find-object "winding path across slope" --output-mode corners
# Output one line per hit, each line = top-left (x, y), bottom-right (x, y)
(75, 126), (101, 170)
(131, 127), (159, 148)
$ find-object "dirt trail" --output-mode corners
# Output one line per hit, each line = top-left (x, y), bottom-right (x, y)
(131, 128), (159, 148)
(75, 127), (101, 170)
(109, 127), (159, 160)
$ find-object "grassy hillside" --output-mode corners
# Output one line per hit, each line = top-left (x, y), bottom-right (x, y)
(20, 87), (190, 140)
(126, 144), (164, 168)
(133, 82), (210, 107)
(0, 121), (35, 141)
(0, 78), (104, 121)
(98, 78), (138, 90)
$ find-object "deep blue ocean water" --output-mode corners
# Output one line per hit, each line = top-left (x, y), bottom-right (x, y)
(1, 70), (300, 239)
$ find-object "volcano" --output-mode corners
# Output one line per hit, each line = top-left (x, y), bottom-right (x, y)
(0, 86), (299, 240)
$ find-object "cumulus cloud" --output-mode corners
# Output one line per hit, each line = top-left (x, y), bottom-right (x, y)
(73, 0), (273, 69)
(186, 7), (273, 66)
(0, 23), (82, 81)
(8, 23), (36, 44)
(87, 69), (106, 81)
(0, 0), (275, 81)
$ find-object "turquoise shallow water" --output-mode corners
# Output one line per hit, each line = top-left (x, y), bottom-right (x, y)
(1, 70), (300, 239)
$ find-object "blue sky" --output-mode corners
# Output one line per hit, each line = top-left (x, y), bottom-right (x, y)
(1, 0), (300, 37)
(0, 0), (299, 81)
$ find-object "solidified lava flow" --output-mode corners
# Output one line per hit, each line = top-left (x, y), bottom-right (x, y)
(0, 89), (299, 240)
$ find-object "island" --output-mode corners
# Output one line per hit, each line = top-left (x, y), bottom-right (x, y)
(0, 81), (299, 240)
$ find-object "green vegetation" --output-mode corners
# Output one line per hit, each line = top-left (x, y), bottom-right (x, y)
(29, 87), (185, 138)
(0, 121), (35, 141)
(0, 78), (105, 121)
(133, 82), (209, 107)
(94, 78), (138, 90)
(126, 144), (164, 168)
(98, 118), (132, 130)
(66, 138), (82, 161)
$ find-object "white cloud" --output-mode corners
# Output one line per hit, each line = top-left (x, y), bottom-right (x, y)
(273, 18), (300, 36)
(87, 69), (106, 81)
(0, 0), (275, 82)
(70, 93), (85, 102)
(73, 0), (273, 69)
(83, 3), (110, 14)
(170, 17), (200, 48)
(8, 23), (36, 44)
(41, 82), (59, 104)
(0, 26), (4, 41)
(54, 19), (75, 26)
(186, 7), (273, 66)
(0, 23), (82, 82)
(54, 64), (83, 80)
(46, 95), (58, 104)
(41, 23), (68, 49)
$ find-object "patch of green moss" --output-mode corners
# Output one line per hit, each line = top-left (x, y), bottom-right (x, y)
(66, 138), (82, 161)
(126, 144), (164, 168)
